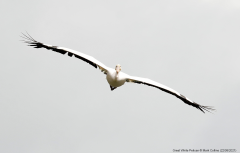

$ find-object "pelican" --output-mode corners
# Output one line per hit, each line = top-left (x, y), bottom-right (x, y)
(21, 33), (214, 113)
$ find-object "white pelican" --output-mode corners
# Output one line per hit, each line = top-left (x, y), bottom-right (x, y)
(21, 33), (214, 113)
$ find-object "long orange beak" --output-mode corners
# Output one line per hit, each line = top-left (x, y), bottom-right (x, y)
(116, 67), (120, 73)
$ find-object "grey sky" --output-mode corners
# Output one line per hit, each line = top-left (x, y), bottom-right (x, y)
(0, 0), (240, 152)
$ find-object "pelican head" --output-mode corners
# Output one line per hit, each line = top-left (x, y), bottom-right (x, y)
(115, 64), (122, 74)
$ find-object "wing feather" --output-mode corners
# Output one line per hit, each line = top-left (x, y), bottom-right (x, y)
(126, 76), (214, 113)
(21, 33), (109, 74)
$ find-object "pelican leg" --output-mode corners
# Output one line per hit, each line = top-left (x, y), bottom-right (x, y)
(110, 85), (117, 91)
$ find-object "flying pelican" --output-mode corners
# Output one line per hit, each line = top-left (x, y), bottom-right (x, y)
(21, 33), (214, 113)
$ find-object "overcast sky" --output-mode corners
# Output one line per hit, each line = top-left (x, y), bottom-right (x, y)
(0, 0), (240, 152)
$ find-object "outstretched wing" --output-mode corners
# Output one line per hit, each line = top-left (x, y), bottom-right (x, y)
(21, 33), (109, 74)
(126, 76), (214, 113)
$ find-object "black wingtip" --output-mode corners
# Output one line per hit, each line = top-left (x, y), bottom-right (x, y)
(198, 105), (215, 114)
(21, 32), (43, 48)
(177, 94), (215, 114)
(21, 32), (33, 41)
(21, 32), (36, 45)
(192, 101), (215, 113)
(26, 31), (36, 42)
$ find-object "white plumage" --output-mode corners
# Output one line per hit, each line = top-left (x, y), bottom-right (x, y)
(21, 33), (214, 113)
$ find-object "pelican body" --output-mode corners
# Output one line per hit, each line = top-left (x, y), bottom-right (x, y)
(106, 65), (126, 90)
(21, 33), (214, 113)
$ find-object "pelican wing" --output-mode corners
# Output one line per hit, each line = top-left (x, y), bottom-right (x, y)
(126, 76), (214, 113)
(21, 33), (109, 74)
